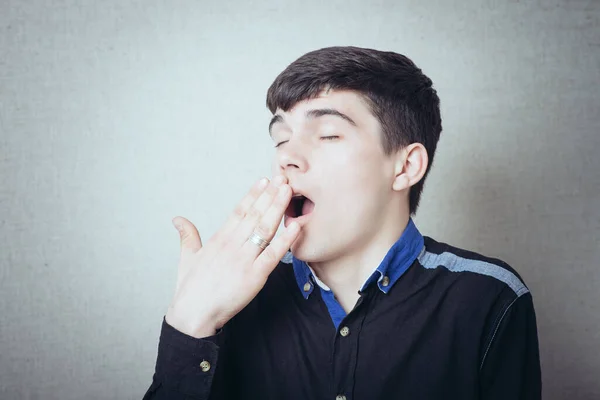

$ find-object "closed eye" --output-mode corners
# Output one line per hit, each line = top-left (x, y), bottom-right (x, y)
(274, 136), (338, 148)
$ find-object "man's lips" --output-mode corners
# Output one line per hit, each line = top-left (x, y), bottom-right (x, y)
(283, 195), (315, 227)
(283, 186), (315, 227)
(284, 212), (312, 228)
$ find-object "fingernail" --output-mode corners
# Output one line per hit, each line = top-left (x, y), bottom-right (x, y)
(257, 178), (269, 189)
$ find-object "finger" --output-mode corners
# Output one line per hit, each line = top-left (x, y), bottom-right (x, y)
(241, 183), (291, 258)
(173, 216), (202, 254)
(172, 217), (202, 293)
(233, 176), (287, 247)
(254, 221), (301, 276)
(214, 178), (269, 243)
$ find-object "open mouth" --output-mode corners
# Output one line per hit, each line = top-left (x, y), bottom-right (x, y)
(285, 194), (315, 220)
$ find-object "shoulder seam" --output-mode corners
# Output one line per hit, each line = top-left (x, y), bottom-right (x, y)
(479, 296), (520, 370)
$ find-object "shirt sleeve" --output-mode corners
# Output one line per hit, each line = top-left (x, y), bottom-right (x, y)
(479, 292), (542, 400)
(142, 317), (226, 400)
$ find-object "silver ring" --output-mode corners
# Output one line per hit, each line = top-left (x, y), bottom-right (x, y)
(248, 231), (270, 250)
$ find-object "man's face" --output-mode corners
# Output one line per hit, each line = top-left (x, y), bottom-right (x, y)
(270, 89), (400, 263)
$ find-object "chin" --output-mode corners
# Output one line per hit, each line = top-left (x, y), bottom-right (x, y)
(290, 234), (318, 262)
(290, 232), (338, 263)
(289, 233), (308, 259)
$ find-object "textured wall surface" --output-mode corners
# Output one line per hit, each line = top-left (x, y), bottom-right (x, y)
(1, 1), (598, 398)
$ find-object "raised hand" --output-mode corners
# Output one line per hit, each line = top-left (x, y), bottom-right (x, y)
(165, 176), (300, 338)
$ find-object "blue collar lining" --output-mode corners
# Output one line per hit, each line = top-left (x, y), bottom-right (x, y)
(289, 218), (424, 298)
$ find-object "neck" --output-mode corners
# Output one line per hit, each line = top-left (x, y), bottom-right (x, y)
(310, 211), (411, 311)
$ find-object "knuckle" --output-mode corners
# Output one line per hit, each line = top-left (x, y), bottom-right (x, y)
(254, 222), (274, 238)
(233, 204), (247, 220)
(179, 230), (190, 241)
(266, 184), (279, 196)
(247, 207), (262, 220)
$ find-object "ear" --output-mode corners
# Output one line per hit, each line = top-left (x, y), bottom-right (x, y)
(392, 143), (429, 192)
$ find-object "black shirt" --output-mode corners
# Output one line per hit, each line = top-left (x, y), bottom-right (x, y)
(143, 222), (541, 400)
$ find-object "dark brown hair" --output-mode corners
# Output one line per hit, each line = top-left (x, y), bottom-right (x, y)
(266, 46), (442, 215)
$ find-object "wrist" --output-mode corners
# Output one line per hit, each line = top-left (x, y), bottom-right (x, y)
(165, 307), (219, 339)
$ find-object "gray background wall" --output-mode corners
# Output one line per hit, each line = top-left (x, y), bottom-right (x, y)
(1, 0), (598, 399)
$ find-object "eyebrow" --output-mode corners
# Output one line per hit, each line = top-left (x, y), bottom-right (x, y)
(269, 108), (357, 136)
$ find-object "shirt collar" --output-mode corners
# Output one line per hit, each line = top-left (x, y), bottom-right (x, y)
(287, 218), (425, 299)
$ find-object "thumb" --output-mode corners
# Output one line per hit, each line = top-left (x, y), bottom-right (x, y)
(172, 216), (203, 253)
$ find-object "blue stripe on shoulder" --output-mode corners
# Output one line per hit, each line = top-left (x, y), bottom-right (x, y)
(417, 248), (529, 297)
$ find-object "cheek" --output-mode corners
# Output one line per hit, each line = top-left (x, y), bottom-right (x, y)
(336, 147), (385, 185)
(324, 161), (383, 209)
(327, 150), (390, 210)
(316, 142), (389, 199)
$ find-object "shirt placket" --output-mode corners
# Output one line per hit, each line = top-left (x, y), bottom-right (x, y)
(330, 291), (371, 400)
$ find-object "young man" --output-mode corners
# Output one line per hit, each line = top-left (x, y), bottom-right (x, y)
(143, 46), (541, 400)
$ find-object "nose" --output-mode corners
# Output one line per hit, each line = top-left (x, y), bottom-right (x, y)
(275, 137), (309, 175)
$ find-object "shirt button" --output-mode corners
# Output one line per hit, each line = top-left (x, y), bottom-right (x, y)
(336, 395), (347, 400)
(382, 275), (390, 287)
(303, 282), (312, 292)
(340, 326), (350, 337)
(199, 360), (211, 372)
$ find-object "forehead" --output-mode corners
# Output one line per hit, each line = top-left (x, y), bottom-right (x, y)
(275, 90), (375, 126)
